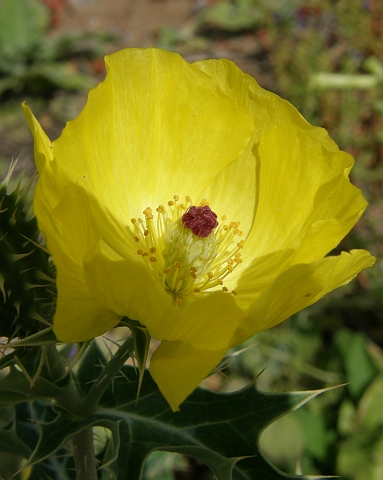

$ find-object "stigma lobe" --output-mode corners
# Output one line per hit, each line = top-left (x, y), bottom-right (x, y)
(182, 205), (218, 237)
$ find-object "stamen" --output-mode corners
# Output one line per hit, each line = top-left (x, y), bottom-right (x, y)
(131, 195), (244, 303)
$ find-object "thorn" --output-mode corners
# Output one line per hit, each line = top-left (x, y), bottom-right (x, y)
(10, 250), (35, 262)
(20, 234), (50, 254)
(0, 155), (20, 190)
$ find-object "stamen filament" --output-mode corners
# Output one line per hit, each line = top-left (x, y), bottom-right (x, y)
(131, 195), (244, 301)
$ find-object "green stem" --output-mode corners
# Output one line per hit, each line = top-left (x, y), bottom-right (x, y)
(78, 335), (134, 416)
(48, 345), (83, 416)
(72, 426), (98, 480)
(44, 338), (134, 478)
(44, 345), (97, 478)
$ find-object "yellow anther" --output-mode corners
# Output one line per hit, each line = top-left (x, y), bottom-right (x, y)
(132, 195), (245, 301)
(143, 207), (153, 219)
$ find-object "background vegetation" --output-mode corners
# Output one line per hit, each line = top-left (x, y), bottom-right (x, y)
(0, 0), (382, 478)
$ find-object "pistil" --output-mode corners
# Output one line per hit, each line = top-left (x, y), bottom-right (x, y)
(131, 196), (244, 303)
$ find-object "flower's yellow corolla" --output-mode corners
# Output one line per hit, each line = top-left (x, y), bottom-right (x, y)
(23, 48), (375, 410)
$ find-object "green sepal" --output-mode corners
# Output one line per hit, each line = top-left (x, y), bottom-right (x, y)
(120, 318), (151, 402)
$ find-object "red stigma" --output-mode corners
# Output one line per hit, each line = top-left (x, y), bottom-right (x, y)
(182, 206), (218, 238)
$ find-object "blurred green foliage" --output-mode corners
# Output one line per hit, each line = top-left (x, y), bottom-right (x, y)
(0, 0), (113, 97)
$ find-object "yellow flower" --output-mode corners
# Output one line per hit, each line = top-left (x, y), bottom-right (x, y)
(23, 48), (374, 411)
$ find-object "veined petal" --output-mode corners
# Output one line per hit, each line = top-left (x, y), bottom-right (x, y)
(200, 149), (257, 239)
(149, 340), (227, 411)
(232, 249), (375, 346)
(229, 248), (296, 304)
(193, 58), (311, 139)
(35, 183), (122, 341)
(54, 259), (120, 342)
(51, 48), (253, 223)
(245, 123), (366, 258)
(194, 58), (358, 237)
(84, 251), (244, 350)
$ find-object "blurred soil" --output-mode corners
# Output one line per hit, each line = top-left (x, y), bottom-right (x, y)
(54, 0), (274, 84)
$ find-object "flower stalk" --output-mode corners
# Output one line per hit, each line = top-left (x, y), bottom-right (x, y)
(72, 427), (98, 480)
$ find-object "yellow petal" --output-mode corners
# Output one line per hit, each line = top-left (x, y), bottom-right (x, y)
(22, 103), (54, 173)
(84, 251), (244, 349)
(245, 123), (366, 259)
(51, 48), (253, 223)
(54, 259), (120, 342)
(194, 58), (356, 237)
(149, 340), (227, 411)
(232, 249), (375, 345)
(193, 58), (311, 139)
(37, 184), (121, 341)
(45, 184), (101, 264)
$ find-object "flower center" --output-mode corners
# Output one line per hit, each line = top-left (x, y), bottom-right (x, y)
(131, 196), (244, 305)
(182, 205), (218, 237)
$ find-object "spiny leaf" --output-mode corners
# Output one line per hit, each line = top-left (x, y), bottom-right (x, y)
(0, 327), (57, 351)
(0, 160), (55, 339)
(27, 366), (336, 479)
